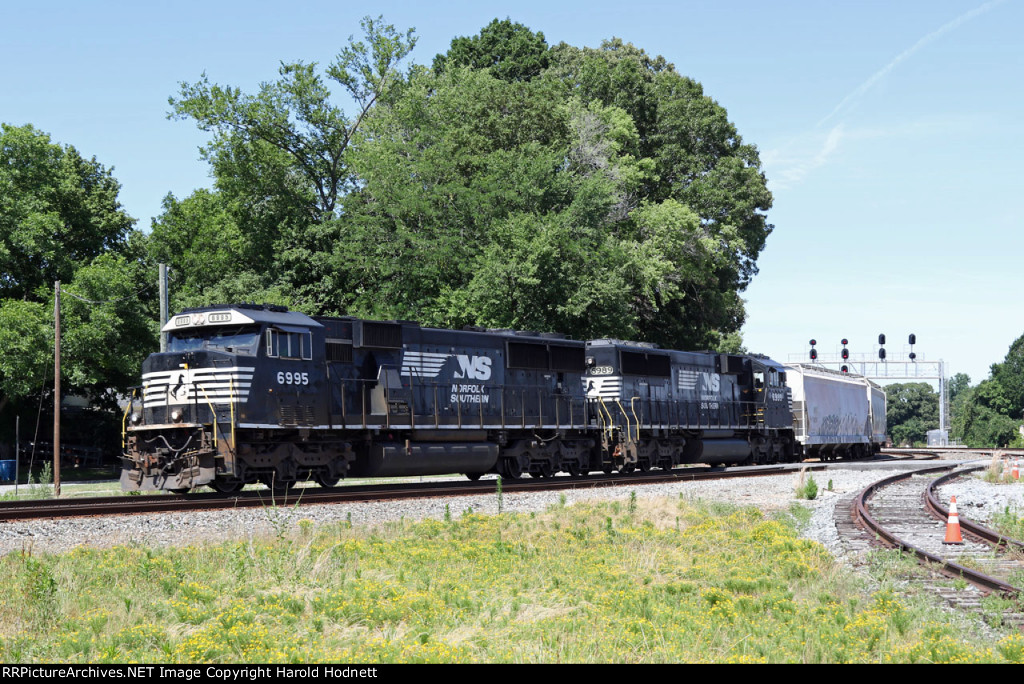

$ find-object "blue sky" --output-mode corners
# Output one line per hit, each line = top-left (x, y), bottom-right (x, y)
(2, 0), (1020, 385)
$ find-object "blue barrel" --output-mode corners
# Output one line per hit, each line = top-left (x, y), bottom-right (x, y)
(0, 460), (14, 482)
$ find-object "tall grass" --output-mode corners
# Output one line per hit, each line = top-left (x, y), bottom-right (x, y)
(0, 496), (1019, 663)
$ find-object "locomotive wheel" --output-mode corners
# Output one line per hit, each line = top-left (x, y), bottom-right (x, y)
(502, 458), (524, 480)
(260, 474), (295, 493)
(566, 461), (583, 478)
(531, 461), (554, 479)
(313, 473), (340, 488)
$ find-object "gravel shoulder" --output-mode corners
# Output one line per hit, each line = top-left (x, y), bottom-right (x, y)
(0, 464), (969, 557)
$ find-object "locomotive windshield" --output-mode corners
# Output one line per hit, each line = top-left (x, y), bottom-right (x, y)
(167, 325), (261, 355)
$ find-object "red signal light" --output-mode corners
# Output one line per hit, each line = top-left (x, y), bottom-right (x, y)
(841, 338), (848, 346)
(841, 365), (849, 374)
(841, 348), (849, 360)
(810, 349), (818, 361)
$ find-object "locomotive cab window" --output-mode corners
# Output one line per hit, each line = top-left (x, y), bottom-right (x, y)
(167, 325), (260, 355)
(266, 327), (312, 360)
(754, 371), (765, 389)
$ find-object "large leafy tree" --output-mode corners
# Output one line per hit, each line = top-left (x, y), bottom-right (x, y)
(0, 124), (155, 429)
(164, 18), (772, 352)
(160, 16), (417, 313)
(338, 25), (771, 349)
(545, 39), (772, 347)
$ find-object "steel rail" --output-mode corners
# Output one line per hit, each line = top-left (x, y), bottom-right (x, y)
(0, 465), (810, 522)
(854, 464), (1020, 597)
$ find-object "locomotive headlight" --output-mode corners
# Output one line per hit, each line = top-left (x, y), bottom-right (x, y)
(130, 412), (141, 425)
(171, 409), (183, 423)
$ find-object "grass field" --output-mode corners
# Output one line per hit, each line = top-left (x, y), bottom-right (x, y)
(1, 493), (1022, 663)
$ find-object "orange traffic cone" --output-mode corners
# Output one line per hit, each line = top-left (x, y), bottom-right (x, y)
(1014, 461), (1020, 480)
(943, 496), (964, 545)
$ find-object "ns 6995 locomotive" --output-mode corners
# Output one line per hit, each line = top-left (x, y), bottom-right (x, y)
(121, 304), (881, 493)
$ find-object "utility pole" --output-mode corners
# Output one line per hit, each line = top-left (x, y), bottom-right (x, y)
(53, 281), (61, 497)
(159, 263), (169, 352)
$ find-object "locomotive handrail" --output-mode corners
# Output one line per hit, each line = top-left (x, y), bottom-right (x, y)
(626, 397), (634, 440)
(121, 388), (137, 448)
(616, 400), (632, 443)
(194, 383), (223, 457)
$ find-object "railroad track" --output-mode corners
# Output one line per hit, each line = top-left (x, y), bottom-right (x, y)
(0, 464), (809, 522)
(0, 450), (937, 523)
(847, 464), (1024, 627)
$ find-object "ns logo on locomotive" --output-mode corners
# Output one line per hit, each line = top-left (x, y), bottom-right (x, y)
(121, 304), (886, 493)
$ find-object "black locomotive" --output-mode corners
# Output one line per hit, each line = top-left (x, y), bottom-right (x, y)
(121, 304), (798, 493)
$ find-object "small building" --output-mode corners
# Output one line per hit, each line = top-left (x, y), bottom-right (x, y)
(927, 429), (949, 447)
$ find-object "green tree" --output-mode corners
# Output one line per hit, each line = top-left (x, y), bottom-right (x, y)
(951, 380), (1020, 447)
(0, 124), (135, 301)
(165, 18), (773, 352)
(0, 124), (155, 435)
(334, 25), (773, 349)
(950, 337), (1024, 447)
(163, 16), (417, 313)
(990, 335), (1024, 419)
(544, 37), (772, 348)
(884, 382), (939, 446)
(433, 18), (550, 82)
(948, 372), (971, 405)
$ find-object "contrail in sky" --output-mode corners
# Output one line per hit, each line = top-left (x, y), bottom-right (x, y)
(817, 0), (1006, 128)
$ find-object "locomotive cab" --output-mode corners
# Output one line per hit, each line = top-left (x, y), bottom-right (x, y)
(122, 305), (327, 493)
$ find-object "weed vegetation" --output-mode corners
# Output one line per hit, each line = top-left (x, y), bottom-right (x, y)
(981, 456), (1022, 485)
(1, 497), (1022, 663)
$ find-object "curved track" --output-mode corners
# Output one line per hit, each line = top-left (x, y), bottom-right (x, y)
(852, 464), (1024, 625)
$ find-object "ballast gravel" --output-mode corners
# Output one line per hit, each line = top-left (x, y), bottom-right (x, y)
(0, 458), (1003, 560)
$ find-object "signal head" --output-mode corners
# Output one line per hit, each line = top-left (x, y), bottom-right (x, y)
(841, 338), (848, 346)
(841, 365), (849, 374)
(879, 348), (887, 361)
(809, 339), (817, 347)
(909, 334), (916, 345)
(878, 334), (886, 345)
(810, 349), (818, 361)
(841, 348), (849, 360)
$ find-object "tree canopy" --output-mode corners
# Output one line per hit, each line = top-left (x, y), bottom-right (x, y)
(951, 337), (1024, 447)
(0, 124), (155, 426)
(884, 382), (939, 446)
(161, 17), (773, 352)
